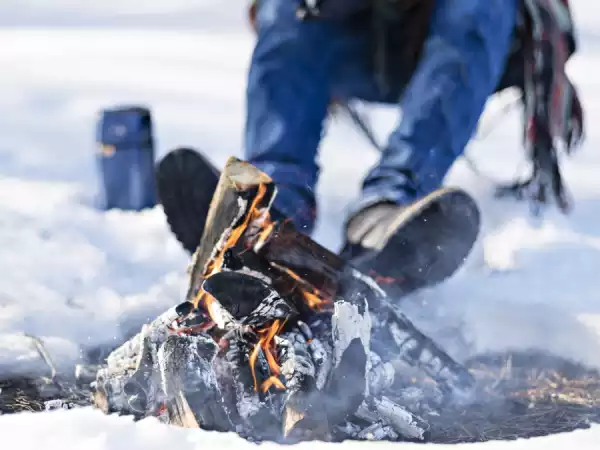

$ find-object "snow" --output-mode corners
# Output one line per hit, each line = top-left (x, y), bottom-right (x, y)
(2, 0), (600, 448)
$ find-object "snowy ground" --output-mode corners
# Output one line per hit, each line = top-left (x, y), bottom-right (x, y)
(1, 1), (600, 448)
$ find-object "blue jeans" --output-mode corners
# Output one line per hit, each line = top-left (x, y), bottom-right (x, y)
(245, 0), (518, 233)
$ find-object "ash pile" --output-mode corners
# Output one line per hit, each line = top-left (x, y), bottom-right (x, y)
(88, 269), (462, 442)
(66, 157), (600, 443)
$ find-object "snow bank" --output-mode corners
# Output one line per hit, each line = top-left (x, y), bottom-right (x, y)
(2, 407), (600, 450)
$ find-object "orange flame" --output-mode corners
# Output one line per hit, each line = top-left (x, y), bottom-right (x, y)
(261, 376), (286, 393)
(275, 265), (329, 312)
(368, 270), (402, 286)
(248, 319), (287, 393)
(192, 183), (270, 309)
(254, 220), (276, 249)
(198, 290), (218, 322)
(301, 290), (326, 311)
(209, 182), (267, 274)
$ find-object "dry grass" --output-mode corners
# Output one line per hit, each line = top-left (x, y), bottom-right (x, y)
(404, 350), (600, 443)
(2, 349), (600, 444)
(0, 378), (45, 414)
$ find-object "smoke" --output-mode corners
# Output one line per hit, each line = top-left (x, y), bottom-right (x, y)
(396, 277), (600, 371)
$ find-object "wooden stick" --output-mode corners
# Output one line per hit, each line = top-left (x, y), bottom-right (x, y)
(185, 156), (276, 306)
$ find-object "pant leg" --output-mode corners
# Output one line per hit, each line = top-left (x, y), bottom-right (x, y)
(245, 0), (338, 233)
(355, 0), (518, 213)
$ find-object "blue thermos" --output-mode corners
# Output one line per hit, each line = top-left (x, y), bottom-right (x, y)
(96, 106), (157, 211)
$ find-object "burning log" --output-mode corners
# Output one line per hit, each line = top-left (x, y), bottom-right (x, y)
(353, 397), (430, 441)
(278, 277), (375, 440)
(157, 334), (233, 431)
(92, 301), (194, 417)
(185, 157), (277, 309)
(253, 220), (343, 303)
(83, 263), (434, 441)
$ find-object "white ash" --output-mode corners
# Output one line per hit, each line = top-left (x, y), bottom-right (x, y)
(368, 351), (395, 395)
(204, 295), (237, 330)
(95, 367), (140, 414)
(331, 297), (372, 374)
(348, 266), (473, 393)
(156, 334), (219, 400)
(308, 337), (331, 390)
(44, 399), (75, 411)
(277, 331), (315, 390)
(106, 305), (182, 371)
(384, 313), (472, 393)
(236, 390), (262, 422)
(356, 423), (399, 441)
(373, 396), (428, 441)
(336, 422), (363, 437)
(297, 319), (332, 390)
(295, 321), (313, 340)
(95, 307), (206, 418)
(387, 320), (413, 348)
(354, 397), (427, 441)
(224, 340), (262, 421)
(349, 268), (387, 298)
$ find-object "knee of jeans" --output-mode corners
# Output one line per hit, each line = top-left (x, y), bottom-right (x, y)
(432, 0), (517, 54)
(390, 36), (474, 169)
(395, 37), (465, 138)
(251, 0), (334, 66)
(426, 1), (517, 99)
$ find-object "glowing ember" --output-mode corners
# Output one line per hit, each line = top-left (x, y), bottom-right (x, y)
(368, 270), (400, 286)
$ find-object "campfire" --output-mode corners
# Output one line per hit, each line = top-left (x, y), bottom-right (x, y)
(84, 157), (475, 442)
(9, 157), (594, 444)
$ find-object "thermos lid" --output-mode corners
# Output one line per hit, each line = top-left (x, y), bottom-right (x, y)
(97, 106), (153, 147)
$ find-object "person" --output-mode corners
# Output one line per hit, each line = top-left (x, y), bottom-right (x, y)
(244, 0), (584, 257)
